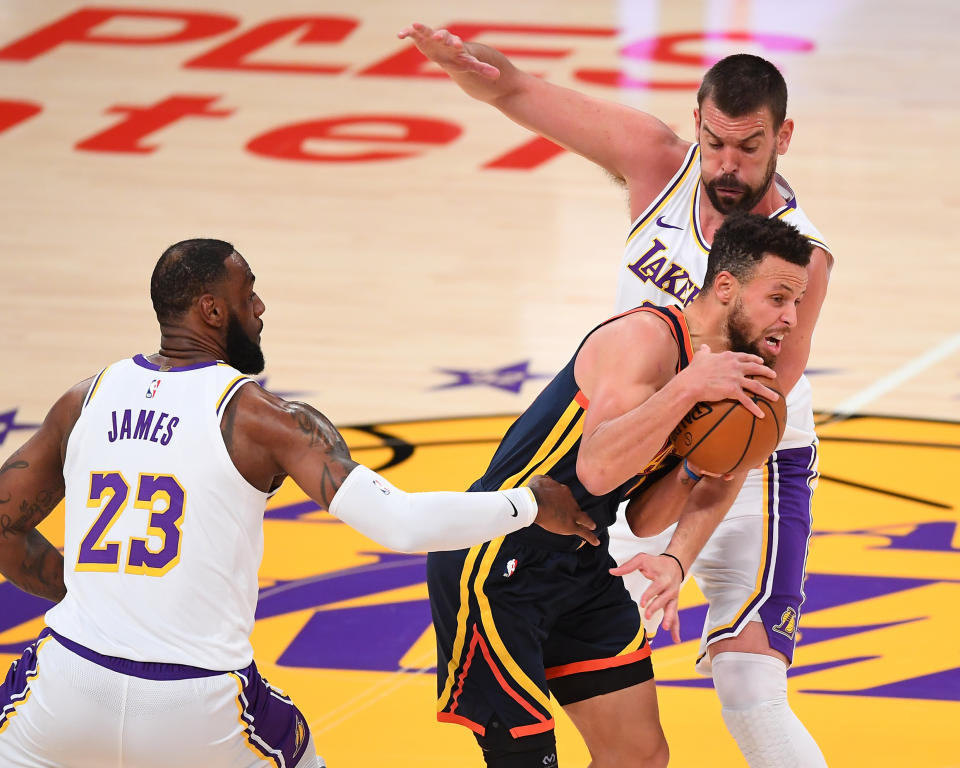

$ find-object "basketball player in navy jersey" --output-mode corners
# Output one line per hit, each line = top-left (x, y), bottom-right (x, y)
(401, 24), (833, 767)
(0, 239), (600, 768)
(426, 215), (810, 768)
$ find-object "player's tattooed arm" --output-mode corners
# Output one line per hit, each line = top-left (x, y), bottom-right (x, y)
(282, 401), (358, 508)
(0, 382), (85, 602)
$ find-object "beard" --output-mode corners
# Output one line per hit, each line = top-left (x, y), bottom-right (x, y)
(704, 149), (778, 214)
(727, 298), (776, 367)
(225, 312), (265, 374)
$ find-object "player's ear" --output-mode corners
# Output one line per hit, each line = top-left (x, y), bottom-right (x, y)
(713, 271), (737, 304)
(693, 107), (701, 136)
(776, 117), (794, 155)
(197, 293), (226, 328)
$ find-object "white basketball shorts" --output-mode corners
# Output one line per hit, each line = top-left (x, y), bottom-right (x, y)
(607, 445), (818, 675)
(0, 628), (322, 768)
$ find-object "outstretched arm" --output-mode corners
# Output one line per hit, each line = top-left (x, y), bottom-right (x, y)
(0, 382), (87, 601)
(398, 23), (687, 191)
(225, 386), (599, 550)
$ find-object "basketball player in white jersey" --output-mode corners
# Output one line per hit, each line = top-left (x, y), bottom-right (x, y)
(400, 24), (834, 767)
(0, 239), (600, 768)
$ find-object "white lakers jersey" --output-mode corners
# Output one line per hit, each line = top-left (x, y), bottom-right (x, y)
(615, 144), (832, 449)
(46, 356), (268, 670)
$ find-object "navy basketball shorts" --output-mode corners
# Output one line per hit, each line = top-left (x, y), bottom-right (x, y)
(428, 529), (653, 739)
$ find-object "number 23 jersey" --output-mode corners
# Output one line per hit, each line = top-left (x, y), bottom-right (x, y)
(46, 356), (268, 671)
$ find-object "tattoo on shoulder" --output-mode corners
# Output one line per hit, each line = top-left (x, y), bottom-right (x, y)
(289, 402), (350, 456)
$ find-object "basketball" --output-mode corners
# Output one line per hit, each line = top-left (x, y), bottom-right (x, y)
(669, 379), (787, 475)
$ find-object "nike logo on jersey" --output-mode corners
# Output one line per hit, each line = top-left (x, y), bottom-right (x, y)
(507, 498), (519, 517)
(655, 215), (683, 230)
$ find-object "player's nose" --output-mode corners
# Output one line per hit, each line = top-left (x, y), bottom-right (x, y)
(782, 303), (798, 327)
(720, 147), (739, 174)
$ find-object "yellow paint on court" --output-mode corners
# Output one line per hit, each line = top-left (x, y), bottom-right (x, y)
(22, 412), (951, 767)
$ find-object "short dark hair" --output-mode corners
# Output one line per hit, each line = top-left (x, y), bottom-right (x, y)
(703, 214), (812, 289)
(697, 54), (788, 128)
(150, 238), (235, 322)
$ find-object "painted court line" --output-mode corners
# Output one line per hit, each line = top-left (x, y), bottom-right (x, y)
(310, 652), (435, 734)
(828, 332), (960, 418)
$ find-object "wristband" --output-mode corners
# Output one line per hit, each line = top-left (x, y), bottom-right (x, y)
(682, 458), (702, 483)
(661, 552), (685, 582)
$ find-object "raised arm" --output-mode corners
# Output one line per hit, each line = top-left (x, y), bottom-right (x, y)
(398, 23), (687, 190)
(573, 312), (777, 496)
(0, 381), (87, 601)
(222, 385), (599, 550)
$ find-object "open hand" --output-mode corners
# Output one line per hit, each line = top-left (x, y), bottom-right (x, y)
(610, 552), (683, 643)
(398, 23), (501, 79)
(527, 475), (599, 546)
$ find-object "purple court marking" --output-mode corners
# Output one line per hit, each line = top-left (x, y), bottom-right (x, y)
(433, 360), (552, 394)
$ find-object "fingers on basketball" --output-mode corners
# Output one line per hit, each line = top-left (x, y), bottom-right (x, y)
(669, 382), (787, 475)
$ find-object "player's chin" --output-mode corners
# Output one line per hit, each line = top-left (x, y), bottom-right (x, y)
(754, 344), (777, 368)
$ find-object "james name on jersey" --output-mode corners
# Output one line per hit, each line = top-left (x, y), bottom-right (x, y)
(106, 408), (179, 445)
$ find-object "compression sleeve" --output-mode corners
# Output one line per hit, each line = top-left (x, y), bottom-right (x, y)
(328, 464), (537, 552)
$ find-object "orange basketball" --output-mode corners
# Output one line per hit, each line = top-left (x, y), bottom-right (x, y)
(669, 380), (787, 475)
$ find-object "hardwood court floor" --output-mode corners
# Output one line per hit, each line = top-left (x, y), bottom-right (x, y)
(6, 412), (956, 766)
(1, 1), (958, 766)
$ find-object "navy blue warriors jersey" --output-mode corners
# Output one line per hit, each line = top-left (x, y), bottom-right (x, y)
(471, 305), (693, 534)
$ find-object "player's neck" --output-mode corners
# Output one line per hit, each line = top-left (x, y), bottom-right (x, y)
(153, 326), (226, 368)
(683, 301), (731, 353)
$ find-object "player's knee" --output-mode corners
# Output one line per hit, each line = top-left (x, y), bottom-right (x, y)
(474, 719), (558, 768)
(711, 650), (787, 709)
(712, 651), (827, 768)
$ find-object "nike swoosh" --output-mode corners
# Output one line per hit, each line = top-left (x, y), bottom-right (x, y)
(656, 215), (683, 230)
(507, 498), (519, 517)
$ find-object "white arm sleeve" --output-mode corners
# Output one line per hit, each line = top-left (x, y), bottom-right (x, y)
(328, 464), (538, 553)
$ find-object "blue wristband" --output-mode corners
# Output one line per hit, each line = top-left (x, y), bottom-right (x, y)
(683, 458), (702, 483)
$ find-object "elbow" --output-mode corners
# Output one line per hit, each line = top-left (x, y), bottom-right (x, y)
(374, 527), (423, 554)
(576, 455), (616, 497)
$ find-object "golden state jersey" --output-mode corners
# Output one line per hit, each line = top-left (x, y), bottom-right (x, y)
(615, 144), (833, 449)
(46, 356), (268, 670)
(472, 305), (692, 531)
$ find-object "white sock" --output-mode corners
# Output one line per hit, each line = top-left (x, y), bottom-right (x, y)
(712, 652), (827, 768)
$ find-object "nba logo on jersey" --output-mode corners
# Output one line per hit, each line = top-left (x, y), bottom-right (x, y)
(772, 606), (798, 638)
(503, 558), (517, 578)
(145, 379), (161, 398)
